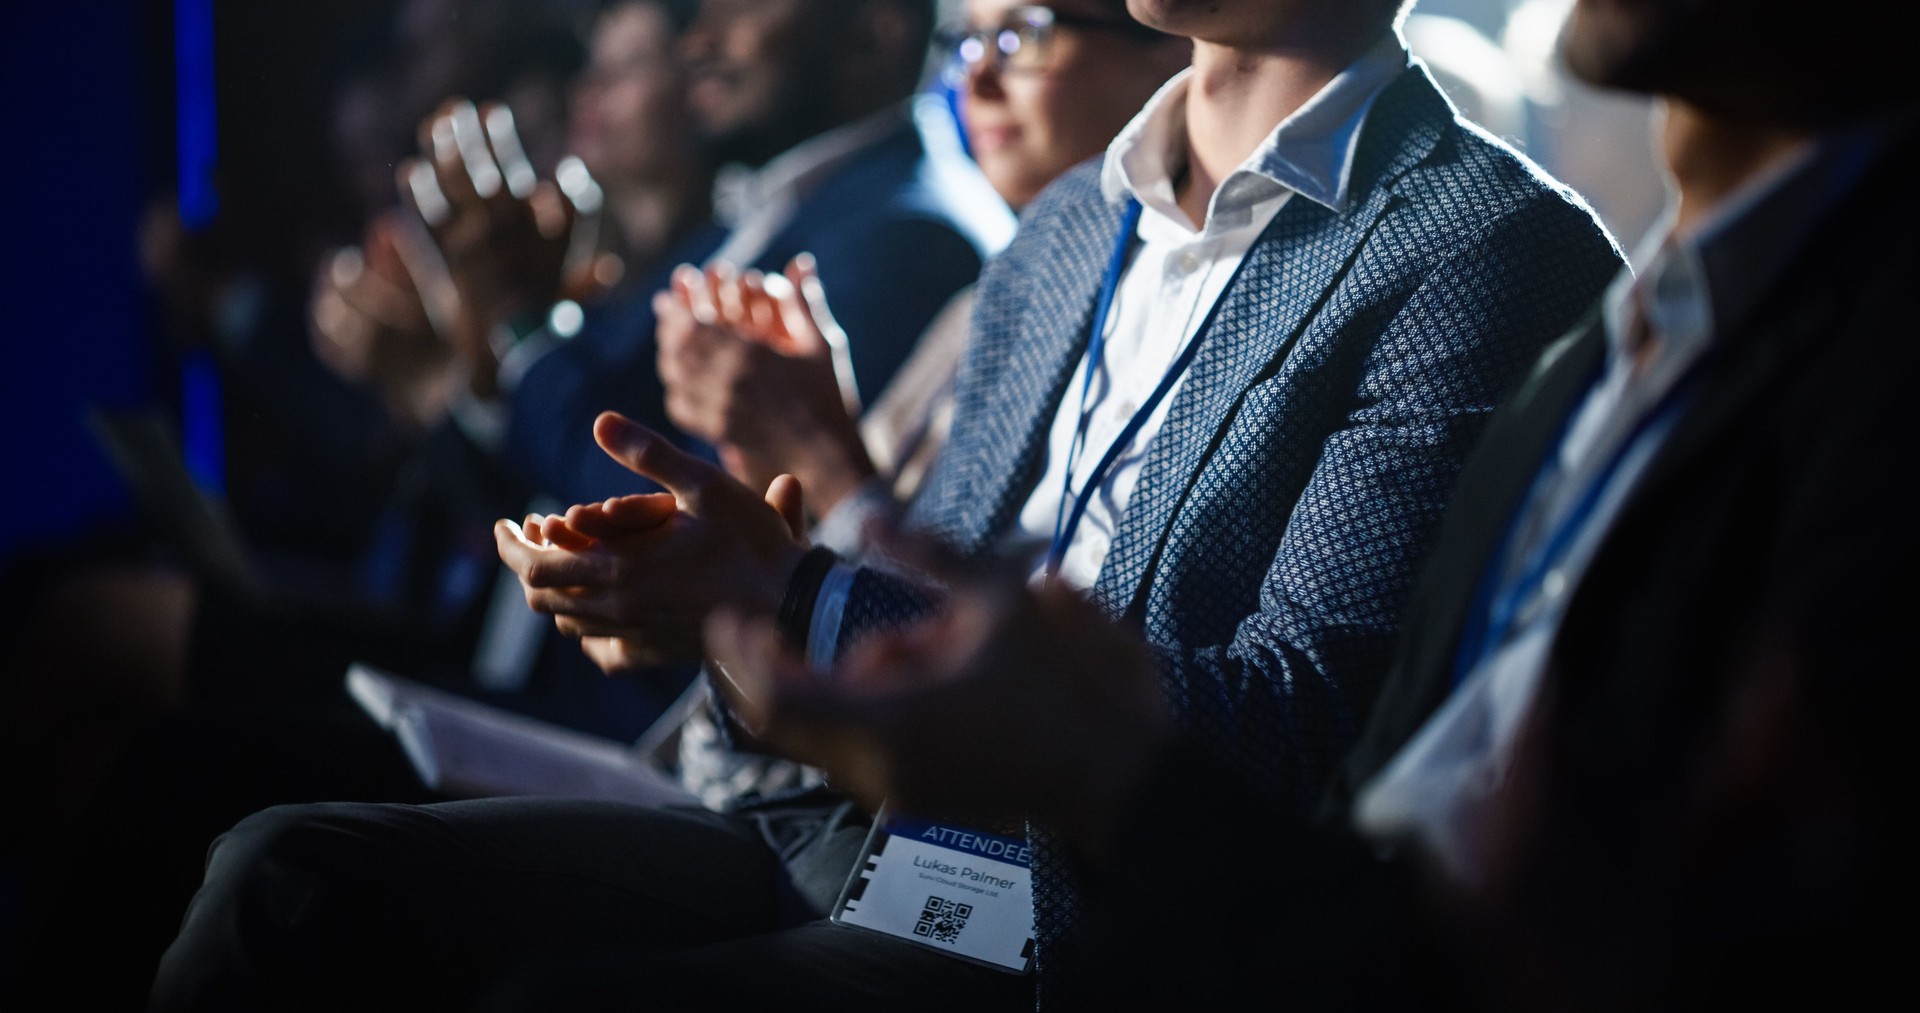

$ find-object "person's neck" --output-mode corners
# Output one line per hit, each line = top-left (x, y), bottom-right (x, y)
(609, 164), (714, 271)
(1175, 33), (1373, 225)
(1659, 99), (1818, 237)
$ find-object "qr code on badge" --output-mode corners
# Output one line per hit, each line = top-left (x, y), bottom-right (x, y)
(914, 895), (972, 944)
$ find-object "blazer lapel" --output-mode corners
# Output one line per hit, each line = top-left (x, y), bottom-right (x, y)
(1091, 68), (1452, 618)
(930, 188), (1127, 549)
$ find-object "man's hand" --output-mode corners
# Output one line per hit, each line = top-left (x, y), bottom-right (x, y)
(654, 255), (875, 511)
(704, 533), (1174, 859)
(493, 411), (811, 668)
(400, 98), (618, 394)
(309, 212), (454, 430)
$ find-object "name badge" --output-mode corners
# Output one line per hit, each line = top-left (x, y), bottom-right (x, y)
(831, 809), (1035, 974)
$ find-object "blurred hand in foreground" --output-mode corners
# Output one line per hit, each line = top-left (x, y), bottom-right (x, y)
(655, 254), (874, 513)
(493, 411), (809, 669)
(704, 530), (1174, 858)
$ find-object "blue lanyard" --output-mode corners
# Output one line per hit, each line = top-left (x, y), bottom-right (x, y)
(1045, 198), (1231, 577)
(1449, 359), (1702, 688)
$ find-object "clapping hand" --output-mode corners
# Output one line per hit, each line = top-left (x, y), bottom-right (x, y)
(494, 411), (811, 670)
(309, 211), (454, 430)
(400, 98), (620, 395)
(703, 528), (1173, 854)
(654, 255), (875, 512)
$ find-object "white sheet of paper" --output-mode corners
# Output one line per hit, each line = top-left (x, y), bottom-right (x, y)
(346, 663), (697, 808)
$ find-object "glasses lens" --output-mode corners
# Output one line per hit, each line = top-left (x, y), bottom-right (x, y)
(1001, 22), (1051, 71)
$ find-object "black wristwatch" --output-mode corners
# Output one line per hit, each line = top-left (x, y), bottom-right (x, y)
(776, 545), (841, 650)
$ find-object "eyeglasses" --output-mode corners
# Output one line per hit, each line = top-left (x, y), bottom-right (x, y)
(936, 5), (1165, 79)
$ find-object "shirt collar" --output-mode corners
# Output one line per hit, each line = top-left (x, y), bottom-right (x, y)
(1099, 29), (1410, 228)
(711, 103), (911, 228)
(1604, 114), (1900, 364)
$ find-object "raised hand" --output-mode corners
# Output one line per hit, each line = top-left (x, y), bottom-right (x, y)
(703, 527), (1173, 853)
(493, 411), (811, 669)
(654, 254), (877, 513)
(400, 98), (619, 395)
(309, 211), (455, 430)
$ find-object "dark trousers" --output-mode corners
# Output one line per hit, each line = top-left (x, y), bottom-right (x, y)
(149, 791), (1034, 1012)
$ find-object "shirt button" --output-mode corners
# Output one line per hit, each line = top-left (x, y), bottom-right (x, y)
(1173, 251), (1200, 274)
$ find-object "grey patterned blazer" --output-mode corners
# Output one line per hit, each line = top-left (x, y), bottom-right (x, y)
(832, 63), (1624, 998)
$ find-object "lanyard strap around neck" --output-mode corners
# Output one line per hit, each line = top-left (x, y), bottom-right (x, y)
(1448, 355), (1705, 688)
(1046, 198), (1233, 578)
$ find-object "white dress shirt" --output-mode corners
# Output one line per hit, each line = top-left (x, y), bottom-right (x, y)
(1352, 119), (1894, 887)
(804, 31), (1412, 667)
(1009, 32), (1412, 589)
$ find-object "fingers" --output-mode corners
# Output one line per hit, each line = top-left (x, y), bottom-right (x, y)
(562, 493), (678, 542)
(424, 104), (479, 212)
(444, 99), (504, 201)
(737, 271), (789, 344)
(672, 263), (719, 324)
(764, 474), (807, 541)
(592, 412), (723, 513)
(580, 636), (646, 675)
(603, 492), (679, 527)
(783, 253), (858, 410)
(541, 513), (599, 551)
(554, 155), (604, 216)
(480, 102), (537, 199)
(494, 519), (620, 589)
(528, 179), (577, 242)
(653, 287), (687, 334)
(399, 158), (452, 230)
(756, 270), (810, 350)
(783, 251), (819, 292)
(708, 262), (750, 328)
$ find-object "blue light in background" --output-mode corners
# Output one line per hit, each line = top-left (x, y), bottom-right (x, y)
(176, 0), (218, 228)
(177, 0), (225, 493)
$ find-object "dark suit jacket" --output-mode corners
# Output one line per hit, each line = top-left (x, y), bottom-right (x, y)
(1075, 119), (1920, 1013)
(823, 64), (1625, 1002)
(504, 113), (1009, 508)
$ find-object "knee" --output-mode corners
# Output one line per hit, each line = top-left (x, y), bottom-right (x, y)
(154, 802), (396, 1013)
(203, 802), (376, 893)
